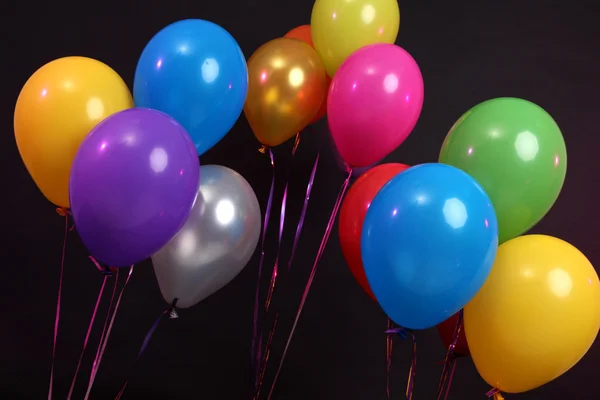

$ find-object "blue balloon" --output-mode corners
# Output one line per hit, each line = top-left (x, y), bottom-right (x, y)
(361, 163), (498, 329)
(134, 19), (248, 156)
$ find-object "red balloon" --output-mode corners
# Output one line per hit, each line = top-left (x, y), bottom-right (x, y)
(284, 25), (331, 124)
(338, 163), (410, 299)
(436, 312), (470, 357)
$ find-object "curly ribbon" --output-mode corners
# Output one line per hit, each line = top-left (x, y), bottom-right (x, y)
(251, 147), (276, 385)
(385, 327), (417, 400)
(265, 168), (353, 400)
(436, 309), (464, 400)
(84, 265), (134, 400)
(48, 208), (73, 400)
(386, 318), (394, 399)
(486, 388), (504, 400)
(66, 260), (113, 400)
(114, 299), (179, 400)
(255, 148), (320, 399)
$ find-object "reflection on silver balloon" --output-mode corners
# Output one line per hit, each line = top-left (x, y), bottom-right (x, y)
(152, 165), (261, 308)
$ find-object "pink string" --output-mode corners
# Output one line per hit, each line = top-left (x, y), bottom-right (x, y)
(251, 148), (276, 385)
(83, 266), (134, 400)
(48, 209), (71, 400)
(255, 149), (320, 399)
(386, 318), (394, 399)
(266, 168), (353, 400)
(66, 274), (109, 399)
(436, 309), (463, 400)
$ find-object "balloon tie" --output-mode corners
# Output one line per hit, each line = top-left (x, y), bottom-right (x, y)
(114, 298), (179, 400)
(266, 167), (352, 400)
(67, 259), (113, 400)
(386, 318), (394, 399)
(48, 209), (72, 400)
(251, 148), (276, 386)
(255, 137), (319, 399)
(436, 309), (464, 400)
(385, 327), (417, 400)
(84, 265), (134, 400)
(486, 388), (504, 399)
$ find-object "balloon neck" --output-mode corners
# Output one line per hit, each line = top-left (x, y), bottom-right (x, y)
(258, 145), (268, 154)
(493, 393), (504, 400)
(169, 309), (179, 319)
(56, 207), (71, 217)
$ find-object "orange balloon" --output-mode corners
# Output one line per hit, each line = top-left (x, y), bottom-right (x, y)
(244, 38), (328, 147)
(284, 25), (331, 124)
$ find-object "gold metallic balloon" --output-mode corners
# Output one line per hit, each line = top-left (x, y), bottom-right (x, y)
(244, 38), (328, 148)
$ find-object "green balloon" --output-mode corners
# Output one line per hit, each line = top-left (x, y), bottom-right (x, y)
(439, 98), (566, 244)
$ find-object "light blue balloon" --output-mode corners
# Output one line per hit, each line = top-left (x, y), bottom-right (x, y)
(134, 19), (248, 156)
(361, 163), (498, 329)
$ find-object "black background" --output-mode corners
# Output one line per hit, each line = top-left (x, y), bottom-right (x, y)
(3, 0), (600, 399)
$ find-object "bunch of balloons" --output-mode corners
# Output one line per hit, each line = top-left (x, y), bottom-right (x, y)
(14, 19), (261, 309)
(244, 0), (423, 168)
(339, 95), (600, 395)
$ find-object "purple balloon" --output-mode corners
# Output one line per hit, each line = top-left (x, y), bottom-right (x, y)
(70, 108), (200, 267)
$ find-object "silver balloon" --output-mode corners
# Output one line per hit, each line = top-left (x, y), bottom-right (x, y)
(152, 165), (261, 308)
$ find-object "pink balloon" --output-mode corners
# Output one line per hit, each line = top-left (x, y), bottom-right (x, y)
(327, 44), (424, 167)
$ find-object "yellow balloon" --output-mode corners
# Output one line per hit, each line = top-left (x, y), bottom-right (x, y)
(14, 57), (133, 208)
(311, 0), (400, 77)
(465, 234), (600, 393)
(244, 38), (328, 148)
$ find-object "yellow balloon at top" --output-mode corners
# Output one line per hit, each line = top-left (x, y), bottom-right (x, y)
(465, 234), (600, 393)
(14, 57), (133, 208)
(311, 0), (400, 77)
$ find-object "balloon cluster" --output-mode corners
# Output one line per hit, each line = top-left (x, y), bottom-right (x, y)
(339, 95), (600, 394)
(14, 20), (261, 309)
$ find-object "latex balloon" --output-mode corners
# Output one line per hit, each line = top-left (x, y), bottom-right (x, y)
(465, 235), (600, 393)
(284, 25), (331, 123)
(436, 313), (470, 357)
(152, 165), (261, 308)
(70, 108), (200, 267)
(362, 164), (498, 329)
(311, 0), (400, 77)
(14, 56), (133, 208)
(439, 98), (567, 244)
(327, 128), (376, 178)
(328, 44), (423, 167)
(339, 163), (410, 300)
(244, 38), (328, 148)
(134, 19), (248, 156)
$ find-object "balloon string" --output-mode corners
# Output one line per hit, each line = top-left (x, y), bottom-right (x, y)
(48, 208), (73, 400)
(386, 318), (394, 399)
(254, 148), (320, 399)
(487, 388), (504, 399)
(385, 327), (417, 400)
(266, 168), (353, 400)
(264, 133), (301, 314)
(114, 299), (179, 400)
(436, 309), (464, 399)
(251, 148), (276, 385)
(66, 265), (112, 400)
(84, 265), (134, 400)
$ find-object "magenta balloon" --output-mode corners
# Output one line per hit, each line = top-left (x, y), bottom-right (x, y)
(70, 108), (200, 267)
(327, 44), (424, 167)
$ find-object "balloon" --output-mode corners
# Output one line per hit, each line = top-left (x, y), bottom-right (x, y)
(152, 165), (261, 308)
(70, 108), (200, 267)
(14, 56), (133, 208)
(328, 44), (424, 167)
(362, 163), (498, 329)
(244, 38), (328, 148)
(284, 25), (331, 124)
(327, 128), (376, 178)
(339, 163), (410, 299)
(465, 235), (600, 393)
(311, 0), (400, 77)
(133, 19), (248, 156)
(436, 313), (469, 357)
(439, 98), (567, 244)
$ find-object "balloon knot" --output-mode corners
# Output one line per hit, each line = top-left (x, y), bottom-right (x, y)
(56, 207), (70, 217)
(494, 394), (504, 400)
(169, 309), (179, 319)
(258, 145), (268, 154)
